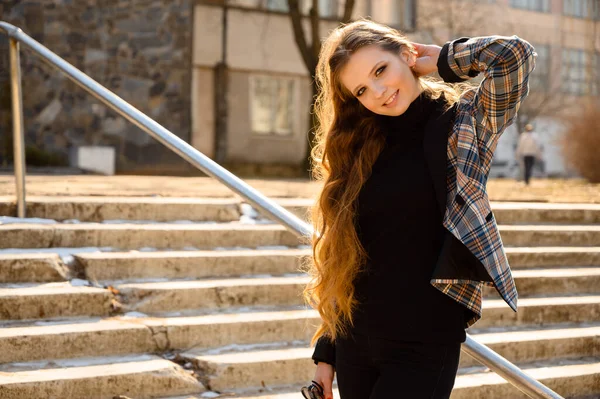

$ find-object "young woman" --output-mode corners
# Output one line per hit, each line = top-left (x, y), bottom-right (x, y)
(302, 20), (536, 399)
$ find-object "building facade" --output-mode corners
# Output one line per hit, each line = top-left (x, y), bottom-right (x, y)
(191, 0), (599, 176)
(1, 0), (598, 175)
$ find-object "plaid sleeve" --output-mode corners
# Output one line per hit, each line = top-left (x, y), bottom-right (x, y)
(438, 36), (536, 153)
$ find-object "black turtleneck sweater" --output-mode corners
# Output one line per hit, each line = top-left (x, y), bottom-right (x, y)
(348, 93), (466, 343)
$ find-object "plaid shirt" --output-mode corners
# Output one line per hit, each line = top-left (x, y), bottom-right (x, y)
(433, 35), (537, 326)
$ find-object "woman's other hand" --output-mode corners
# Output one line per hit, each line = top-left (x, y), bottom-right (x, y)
(314, 362), (335, 399)
(410, 43), (442, 77)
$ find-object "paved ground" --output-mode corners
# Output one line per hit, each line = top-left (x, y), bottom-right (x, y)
(0, 174), (599, 202)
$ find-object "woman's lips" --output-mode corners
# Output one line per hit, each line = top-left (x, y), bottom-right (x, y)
(383, 90), (399, 107)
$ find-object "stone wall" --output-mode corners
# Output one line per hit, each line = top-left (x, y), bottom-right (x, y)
(0, 0), (193, 173)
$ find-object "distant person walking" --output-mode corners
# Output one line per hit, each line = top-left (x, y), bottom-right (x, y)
(516, 124), (543, 185)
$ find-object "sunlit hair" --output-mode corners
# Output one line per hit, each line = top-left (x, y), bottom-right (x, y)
(303, 19), (472, 345)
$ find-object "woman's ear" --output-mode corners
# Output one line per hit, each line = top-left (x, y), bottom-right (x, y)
(400, 48), (417, 68)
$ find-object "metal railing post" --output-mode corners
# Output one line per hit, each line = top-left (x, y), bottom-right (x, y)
(8, 37), (26, 218)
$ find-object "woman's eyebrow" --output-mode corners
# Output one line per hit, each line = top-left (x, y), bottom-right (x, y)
(352, 61), (384, 94)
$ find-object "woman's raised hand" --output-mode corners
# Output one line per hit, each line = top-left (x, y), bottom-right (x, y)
(410, 43), (442, 77)
(313, 362), (335, 399)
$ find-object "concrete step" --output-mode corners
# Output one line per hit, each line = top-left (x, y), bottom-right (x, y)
(73, 247), (600, 283)
(484, 267), (600, 297)
(0, 253), (68, 283)
(3, 197), (599, 224)
(0, 309), (316, 364)
(0, 282), (112, 320)
(2, 246), (598, 285)
(2, 223), (600, 250)
(272, 200), (600, 225)
(486, 202), (600, 224)
(0, 223), (301, 250)
(479, 295), (600, 328)
(0, 354), (205, 398)
(506, 247), (600, 268)
(218, 359), (600, 399)
(459, 325), (600, 368)
(1, 296), (599, 364)
(180, 325), (600, 391)
(116, 276), (309, 313)
(0, 318), (156, 364)
(115, 265), (600, 314)
(0, 195), (241, 222)
(499, 225), (600, 247)
(76, 249), (307, 282)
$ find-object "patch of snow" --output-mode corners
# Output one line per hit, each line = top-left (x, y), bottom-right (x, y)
(213, 246), (253, 251)
(101, 220), (134, 224)
(256, 245), (290, 250)
(100, 219), (221, 225)
(239, 215), (257, 224)
(240, 203), (259, 218)
(199, 340), (307, 356)
(283, 273), (307, 277)
(122, 311), (148, 319)
(298, 245), (311, 249)
(240, 274), (273, 279)
(0, 216), (57, 225)
(138, 247), (158, 252)
(61, 254), (75, 266)
(256, 218), (275, 224)
(30, 317), (102, 327)
(62, 219), (82, 224)
(201, 392), (221, 398)
(70, 279), (90, 287)
(0, 247), (113, 265)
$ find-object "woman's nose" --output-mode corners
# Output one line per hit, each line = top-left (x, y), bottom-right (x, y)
(373, 84), (386, 99)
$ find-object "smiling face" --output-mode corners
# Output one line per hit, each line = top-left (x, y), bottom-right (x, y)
(339, 44), (421, 116)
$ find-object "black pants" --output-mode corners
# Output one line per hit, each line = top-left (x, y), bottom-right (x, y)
(523, 155), (535, 185)
(335, 332), (461, 399)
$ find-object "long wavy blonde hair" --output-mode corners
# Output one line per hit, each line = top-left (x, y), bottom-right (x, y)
(304, 19), (471, 345)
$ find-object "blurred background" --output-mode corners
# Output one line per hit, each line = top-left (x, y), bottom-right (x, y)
(0, 0), (598, 180)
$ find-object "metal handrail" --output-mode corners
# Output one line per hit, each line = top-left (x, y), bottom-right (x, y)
(0, 21), (563, 399)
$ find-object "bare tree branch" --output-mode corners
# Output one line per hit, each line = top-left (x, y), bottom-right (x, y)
(309, 0), (321, 72)
(342, 0), (355, 23)
(287, 0), (314, 72)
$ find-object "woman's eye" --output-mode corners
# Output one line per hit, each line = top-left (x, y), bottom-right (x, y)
(356, 87), (365, 97)
(375, 65), (386, 76)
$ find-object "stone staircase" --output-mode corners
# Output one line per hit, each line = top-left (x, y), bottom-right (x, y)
(0, 196), (599, 398)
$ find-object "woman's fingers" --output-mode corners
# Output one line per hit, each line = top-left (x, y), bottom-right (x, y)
(410, 43), (442, 76)
(315, 376), (334, 399)
(411, 42), (423, 51)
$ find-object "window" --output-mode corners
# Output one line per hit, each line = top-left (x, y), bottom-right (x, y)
(530, 45), (550, 91)
(265, 0), (288, 12)
(563, 0), (600, 19)
(561, 48), (599, 96)
(368, 0), (416, 31)
(249, 75), (296, 136)
(510, 0), (550, 12)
